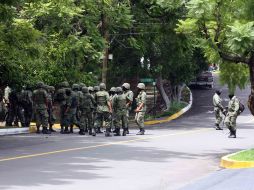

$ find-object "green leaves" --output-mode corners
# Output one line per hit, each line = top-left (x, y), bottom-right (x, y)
(226, 21), (254, 54)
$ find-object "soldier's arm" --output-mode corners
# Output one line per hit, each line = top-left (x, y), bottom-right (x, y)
(234, 99), (240, 115)
(106, 93), (112, 113)
(135, 92), (146, 112)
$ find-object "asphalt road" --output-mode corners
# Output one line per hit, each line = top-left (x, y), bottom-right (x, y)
(0, 74), (254, 190)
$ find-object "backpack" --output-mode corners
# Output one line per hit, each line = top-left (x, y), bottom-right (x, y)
(238, 101), (245, 115)
(55, 89), (65, 102)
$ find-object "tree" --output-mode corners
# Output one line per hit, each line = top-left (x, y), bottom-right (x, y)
(177, 0), (254, 114)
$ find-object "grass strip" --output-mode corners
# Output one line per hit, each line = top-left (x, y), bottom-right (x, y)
(229, 149), (254, 161)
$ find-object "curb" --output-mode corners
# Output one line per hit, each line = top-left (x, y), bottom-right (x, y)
(220, 150), (254, 169)
(144, 87), (193, 125)
(0, 127), (30, 136)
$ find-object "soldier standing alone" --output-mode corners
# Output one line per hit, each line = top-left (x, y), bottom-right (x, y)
(225, 94), (240, 138)
(213, 89), (224, 130)
(135, 83), (146, 135)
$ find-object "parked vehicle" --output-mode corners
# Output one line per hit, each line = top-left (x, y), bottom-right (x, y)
(189, 71), (214, 88)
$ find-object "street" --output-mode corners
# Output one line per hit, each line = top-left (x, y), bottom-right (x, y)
(0, 75), (254, 190)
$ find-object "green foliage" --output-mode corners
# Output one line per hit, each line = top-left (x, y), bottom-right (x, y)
(176, 0), (254, 93)
(220, 62), (249, 94)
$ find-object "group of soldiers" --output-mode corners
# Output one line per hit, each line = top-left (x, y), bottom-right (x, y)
(213, 89), (243, 138)
(1, 81), (147, 137)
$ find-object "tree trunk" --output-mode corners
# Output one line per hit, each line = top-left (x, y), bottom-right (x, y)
(177, 84), (185, 102)
(248, 55), (254, 116)
(156, 75), (171, 110)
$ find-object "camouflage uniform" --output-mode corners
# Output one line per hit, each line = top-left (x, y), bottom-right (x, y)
(55, 81), (69, 133)
(63, 88), (80, 134)
(70, 84), (81, 133)
(213, 90), (224, 130)
(109, 87), (116, 132)
(94, 85), (103, 133)
(225, 95), (240, 138)
(47, 86), (56, 132)
(20, 87), (33, 127)
(80, 87), (96, 136)
(122, 83), (134, 134)
(32, 82), (49, 134)
(113, 87), (128, 136)
(94, 83), (112, 137)
(135, 83), (147, 135)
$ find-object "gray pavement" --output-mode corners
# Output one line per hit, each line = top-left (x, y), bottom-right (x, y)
(0, 74), (254, 190)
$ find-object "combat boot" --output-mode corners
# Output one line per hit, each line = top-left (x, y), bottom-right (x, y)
(228, 130), (236, 138)
(114, 128), (121, 136)
(136, 128), (145, 135)
(92, 128), (96, 137)
(49, 125), (56, 132)
(36, 126), (41, 134)
(215, 124), (223, 130)
(85, 127), (89, 133)
(229, 130), (236, 138)
(42, 127), (51, 134)
(70, 125), (74, 133)
(60, 125), (64, 134)
(105, 128), (112, 137)
(97, 127), (103, 134)
(126, 127), (129, 134)
(79, 129), (85, 135)
(63, 127), (70, 134)
(122, 128), (127, 136)
(88, 129), (93, 135)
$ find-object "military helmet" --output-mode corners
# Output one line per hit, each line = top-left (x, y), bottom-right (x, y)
(215, 89), (222, 95)
(99, 83), (106, 90)
(122, 83), (130, 90)
(110, 87), (116, 92)
(88, 86), (94, 92)
(60, 81), (69, 88)
(79, 83), (86, 89)
(116, 87), (123, 93)
(94, 86), (100, 92)
(72, 84), (80, 90)
(36, 82), (44, 88)
(82, 87), (89, 93)
(49, 86), (55, 92)
(137, 83), (145, 90)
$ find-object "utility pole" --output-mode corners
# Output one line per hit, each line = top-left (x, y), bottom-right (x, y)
(101, 7), (109, 84)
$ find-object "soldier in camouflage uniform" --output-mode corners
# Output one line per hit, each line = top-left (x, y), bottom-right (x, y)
(47, 86), (56, 132)
(109, 87), (116, 133)
(70, 84), (81, 133)
(122, 83), (134, 134)
(213, 89), (224, 130)
(32, 82), (50, 134)
(135, 83), (147, 135)
(94, 85), (103, 133)
(20, 85), (33, 127)
(225, 94), (240, 138)
(94, 83), (113, 137)
(80, 87), (96, 136)
(55, 81), (69, 134)
(113, 87), (128, 136)
(63, 87), (81, 134)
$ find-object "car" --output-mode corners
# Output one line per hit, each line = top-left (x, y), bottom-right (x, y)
(189, 71), (214, 88)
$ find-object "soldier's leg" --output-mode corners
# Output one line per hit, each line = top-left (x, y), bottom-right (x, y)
(229, 116), (237, 138)
(94, 113), (103, 136)
(126, 110), (130, 134)
(122, 113), (128, 136)
(78, 113), (86, 135)
(214, 108), (223, 130)
(41, 109), (50, 134)
(5, 105), (15, 126)
(136, 112), (145, 135)
(114, 113), (121, 136)
(87, 112), (93, 135)
(60, 105), (65, 133)
(35, 110), (42, 133)
(104, 112), (112, 137)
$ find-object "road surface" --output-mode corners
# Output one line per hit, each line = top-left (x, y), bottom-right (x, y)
(0, 74), (253, 190)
